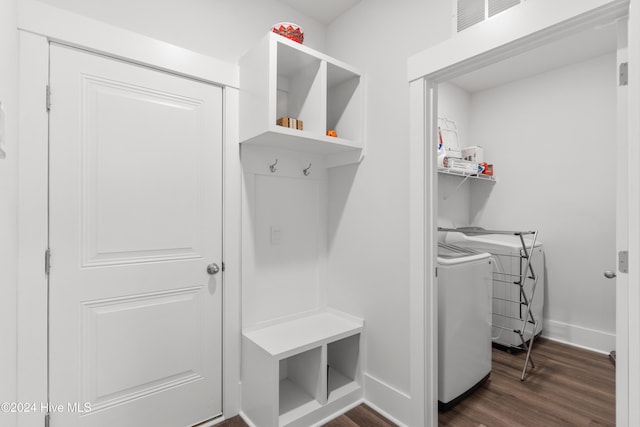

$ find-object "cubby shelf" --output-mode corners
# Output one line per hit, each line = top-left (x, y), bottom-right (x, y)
(239, 32), (364, 164)
(242, 311), (363, 427)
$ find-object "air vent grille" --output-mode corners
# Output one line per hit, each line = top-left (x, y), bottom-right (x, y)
(457, 0), (485, 32)
(488, 0), (520, 17)
(456, 0), (521, 32)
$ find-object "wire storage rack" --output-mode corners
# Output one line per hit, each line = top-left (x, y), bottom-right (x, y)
(438, 227), (541, 381)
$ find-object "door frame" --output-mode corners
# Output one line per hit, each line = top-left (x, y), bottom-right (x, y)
(16, 2), (241, 426)
(407, 0), (636, 425)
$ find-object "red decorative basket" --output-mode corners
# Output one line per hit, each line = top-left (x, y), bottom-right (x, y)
(272, 22), (304, 44)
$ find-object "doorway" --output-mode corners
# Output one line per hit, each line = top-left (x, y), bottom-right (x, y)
(407, 2), (637, 425)
(434, 23), (622, 424)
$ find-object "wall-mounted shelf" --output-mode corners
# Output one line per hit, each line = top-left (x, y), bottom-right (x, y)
(239, 32), (364, 166)
(438, 167), (496, 182)
(242, 310), (363, 427)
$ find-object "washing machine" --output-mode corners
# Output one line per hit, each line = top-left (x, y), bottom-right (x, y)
(438, 247), (493, 410)
(444, 230), (545, 351)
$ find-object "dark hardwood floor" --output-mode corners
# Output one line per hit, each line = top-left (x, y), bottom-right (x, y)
(439, 338), (615, 426)
(215, 404), (394, 427)
(218, 339), (614, 427)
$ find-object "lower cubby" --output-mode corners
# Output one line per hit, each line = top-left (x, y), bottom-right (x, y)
(327, 334), (361, 402)
(241, 310), (363, 427)
(279, 348), (323, 424)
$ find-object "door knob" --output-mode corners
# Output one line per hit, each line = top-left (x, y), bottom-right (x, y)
(604, 270), (616, 279)
(207, 263), (220, 275)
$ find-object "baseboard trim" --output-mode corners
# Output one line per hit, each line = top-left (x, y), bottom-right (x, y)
(240, 375), (412, 427)
(238, 411), (256, 427)
(362, 373), (411, 427)
(362, 398), (409, 427)
(542, 319), (615, 354)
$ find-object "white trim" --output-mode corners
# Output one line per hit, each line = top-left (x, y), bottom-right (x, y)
(616, 17), (630, 426)
(18, 0), (239, 89)
(242, 397), (405, 427)
(408, 78), (436, 427)
(626, 0), (640, 425)
(362, 373), (411, 427)
(17, 11), (242, 427)
(238, 411), (257, 427)
(408, 0), (629, 82)
(363, 400), (408, 427)
(542, 320), (616, 355)
(222, 87), (242, 417)
(16, 30), (49, 427)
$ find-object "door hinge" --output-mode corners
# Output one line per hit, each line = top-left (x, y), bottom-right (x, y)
(620, 62), (628, 86)
(44, 412), (50, 427)
(435, 267), (438, 278)
(46, 85), (51, 111)
(45, 248), (51, 275)
(619, 250), (629, 274)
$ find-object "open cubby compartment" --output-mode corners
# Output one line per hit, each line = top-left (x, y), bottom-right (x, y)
(276, 42), (324, 135)
(279, 347), (324, 424)
(326, 62), (362, 143)
(239, 32), (364, 165)
(241, 311), (364, 427)
(327, 333), (361, 402)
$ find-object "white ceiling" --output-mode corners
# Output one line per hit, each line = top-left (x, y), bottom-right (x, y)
(449, 22), (619, 93)
(277, 0), (362, 25)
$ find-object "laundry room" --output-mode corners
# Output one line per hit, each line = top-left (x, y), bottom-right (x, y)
(433, 23), (620, 413)
(408, 1), (634, 424)
(436, 24), (618, 352)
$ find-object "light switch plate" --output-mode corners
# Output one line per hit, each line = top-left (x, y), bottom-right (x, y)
(270, 226), (282, 245)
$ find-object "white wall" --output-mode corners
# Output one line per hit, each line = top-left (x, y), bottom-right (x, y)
(241, 146), (329, 330)
(323, 0), (452, 421)
(468, 53), (617, 351)
(36, 0), (328, 63)
(0, 0), (19, 425)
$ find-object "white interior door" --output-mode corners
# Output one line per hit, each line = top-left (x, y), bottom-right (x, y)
(48, 44), (223, 427)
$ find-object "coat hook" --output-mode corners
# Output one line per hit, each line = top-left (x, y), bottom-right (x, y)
(269, 158), (278, 173)
(303, 163), (312, 176)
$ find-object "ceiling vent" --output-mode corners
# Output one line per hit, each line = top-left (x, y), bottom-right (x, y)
(456, 0), (521, 32)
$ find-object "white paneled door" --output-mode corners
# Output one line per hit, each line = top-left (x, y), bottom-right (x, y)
(48, 44), (223, 427)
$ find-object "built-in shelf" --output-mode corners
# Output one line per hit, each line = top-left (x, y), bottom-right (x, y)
(242, 310), (363, 427)
(239, 32), (364, 165)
